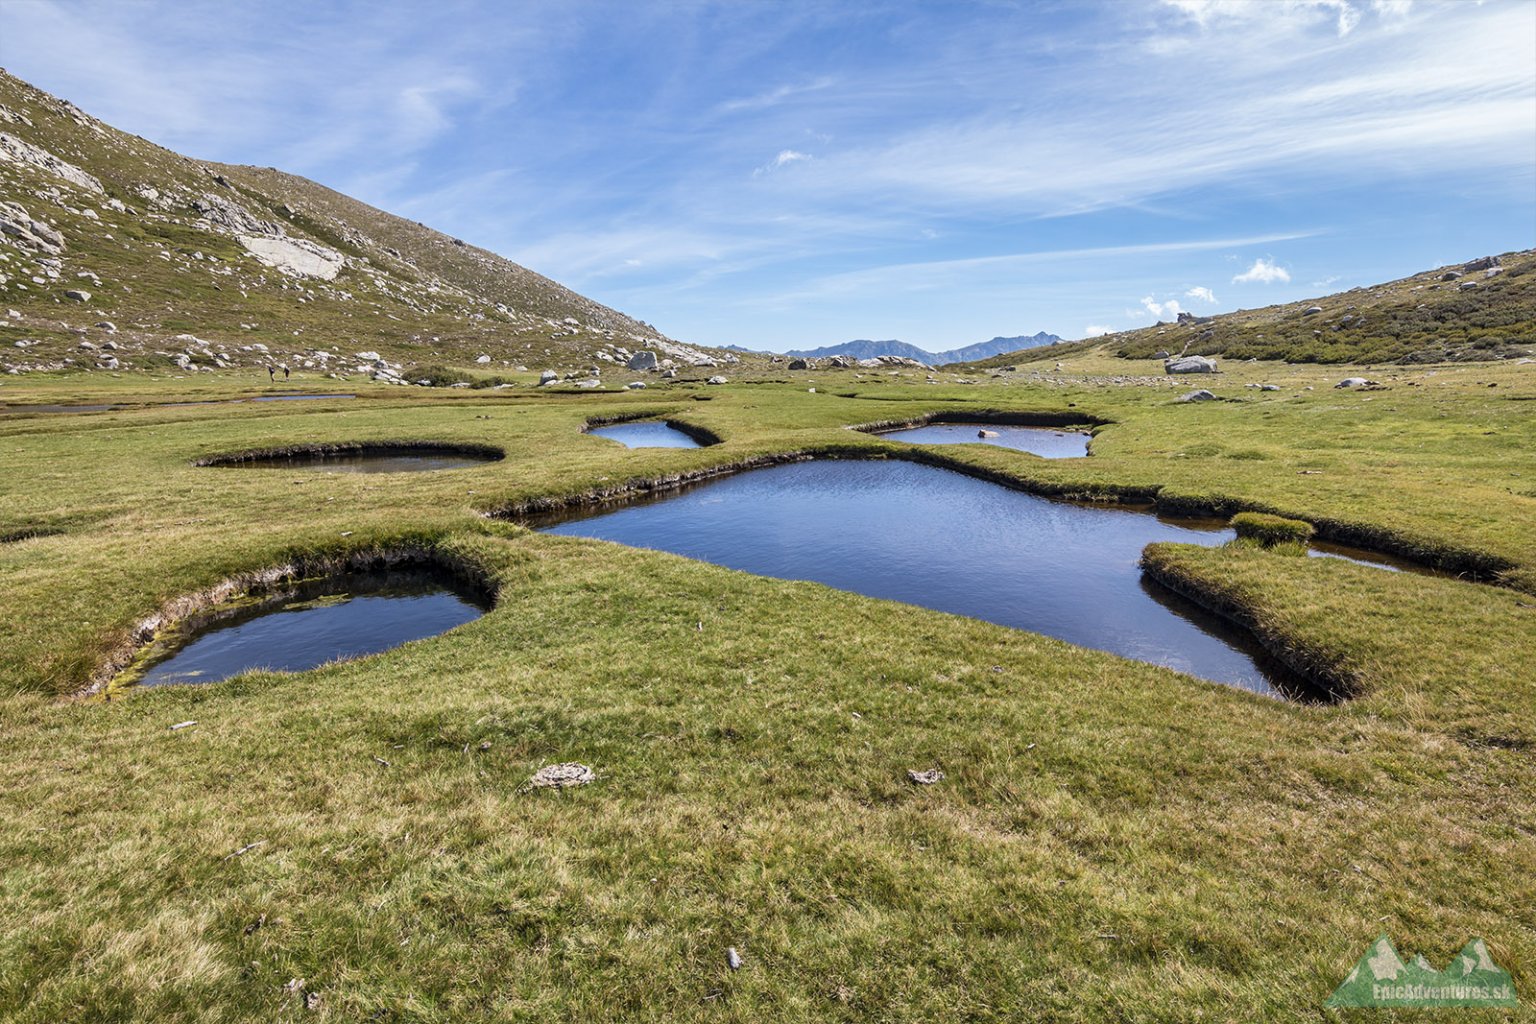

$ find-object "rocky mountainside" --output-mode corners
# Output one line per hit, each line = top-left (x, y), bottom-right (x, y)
(964, 251), (1536, 369)
(784, 331), (1060, 366)
(0, 69), (732, 381)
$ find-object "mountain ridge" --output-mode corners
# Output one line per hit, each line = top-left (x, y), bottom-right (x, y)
(784, 331), (1060, 365)
(0, 69), (733, 380)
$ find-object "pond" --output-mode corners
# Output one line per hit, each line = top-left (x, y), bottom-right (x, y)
(874, 422), (1090, 458)
(588, 420), (704, 448)
(217, 446), (502, 473)
(130, 570), (489, 687)
(537, 460), (1313, 697)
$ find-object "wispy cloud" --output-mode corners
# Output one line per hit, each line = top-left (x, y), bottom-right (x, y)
(716, 77), (835, 114)
(1184, 285), (1217, 303)
(1232, 258), (1292, 284)
(754, 149), (813, 176)
(1084, 324), (1115, 337)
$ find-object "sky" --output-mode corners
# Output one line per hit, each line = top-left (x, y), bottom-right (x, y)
(2, 0), (1533, 351)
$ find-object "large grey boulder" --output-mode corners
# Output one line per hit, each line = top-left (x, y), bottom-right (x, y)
(1463, 255), (1500, 272)
(626, 350), (658, 371)
(1164, 355), (1217, 374)
(538, 369), (558, 385)
(787, 358), (812, 370)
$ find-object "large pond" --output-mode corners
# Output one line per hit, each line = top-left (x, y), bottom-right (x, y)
(219, 446), (501, 473)
(538, 460), (1314, 697)
(875, 422), (1091, 458)
(588, 421), (703, 448)
(130, 570), (488, 687)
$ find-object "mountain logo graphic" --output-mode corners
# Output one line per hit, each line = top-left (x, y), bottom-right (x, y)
(1327, 935), (1519, 1007)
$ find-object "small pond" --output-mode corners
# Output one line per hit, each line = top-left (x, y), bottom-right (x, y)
(218, 446), (502, 473)
(588, 421), (704, 448)
(875, 422), (1090, 458)
(537, 460), (1313, 697)
(130, 570), (489, 687)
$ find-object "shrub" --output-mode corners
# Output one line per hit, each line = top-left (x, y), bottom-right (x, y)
(1231, 512), (1315, 548)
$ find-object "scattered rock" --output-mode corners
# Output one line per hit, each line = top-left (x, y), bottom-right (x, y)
(706, 375), (728, 385)
(1259, 384), (1280, 391)
(1462, 255), (1500, 272)
(625, 381), (646, 389)
(788, 358), (812, 370)
(1177, 389), (1217, 402)
(63, 289), (91, 302)
(1334, 377), (1376, 389)
(1164, 355), (1217, 374)
(475, 354), (491, 364)
(538, 369), (558, 386)
(1441, 271), (1463, 281)
(1152, 350), (1169, 359)
(727, 947), (744, 971)
(1458, 281), (1479, 290)
(527, 762), (595, 789)
(626, 350), (658, 371)
(907, 768), (944, 785)
(1303, 305), (1323, 316)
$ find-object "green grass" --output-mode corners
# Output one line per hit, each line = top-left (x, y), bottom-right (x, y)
(2, 357), (1535, 1021)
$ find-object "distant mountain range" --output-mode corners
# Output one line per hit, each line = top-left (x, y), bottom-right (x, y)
(780, 332), (1061, 365)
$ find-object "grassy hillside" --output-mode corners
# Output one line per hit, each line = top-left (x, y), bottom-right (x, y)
(0, 70), (728, 382)
(968, 249), (1536, 370)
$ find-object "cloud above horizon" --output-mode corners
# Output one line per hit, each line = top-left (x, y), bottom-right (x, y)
(1232, 258), (1293, 284)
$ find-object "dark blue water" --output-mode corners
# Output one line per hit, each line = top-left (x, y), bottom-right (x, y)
(588, 421), (703, 448)
(135, 572), (487, 687)
(877, 423), (1090, 458)
(539, 460), (1311, 697)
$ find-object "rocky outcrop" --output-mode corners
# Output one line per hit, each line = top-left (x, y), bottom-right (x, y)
(0, 132), (104, 193)
(237, 235), (344, 280)
(0, 200), (64, 254)
(626, 350), (658, 371)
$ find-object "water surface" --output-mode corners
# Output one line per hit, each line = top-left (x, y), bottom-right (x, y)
(588, 421), (703, 448)
(134, 570), (487, 687)
(539, 460), (1311, 697)
(877, 422), (1090, 458)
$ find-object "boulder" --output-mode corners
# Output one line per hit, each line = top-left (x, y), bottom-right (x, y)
(354, 351), (382, 362)
(64, 289), (91, 302)
(625, 381), (646, 390)
(706, 375), (728, 385)
(626, 350), (658, 371)
(661, 368), (677, 378)
(1152, 350), (1169, 359)
(1463, 255), (1500, 272)
(1303, 305), (1323, 316)
(1334, 377), (1374, 388)
(1259, 384), (1280, 391)
(787, 358), (812, 370)
(538, 369), (558, 385)
(1458, 281), (1479, 290)
(475, 354), (491, 364)
(826, 355), (855, 369)
(1177, 389), (1217, 402)
(1441, 271), (1463, 281)
(1164, 355), (1217, 374)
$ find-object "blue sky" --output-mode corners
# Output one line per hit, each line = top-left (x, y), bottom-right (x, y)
(3, 0), (1533, 350)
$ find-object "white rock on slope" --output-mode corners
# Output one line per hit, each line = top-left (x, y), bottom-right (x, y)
(238, 235), (345, 280)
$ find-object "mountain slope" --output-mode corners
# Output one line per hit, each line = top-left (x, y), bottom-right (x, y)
(963, 252), (1536, 369)
(785, 331), (1060, 365)
(0, 69), (727, 379)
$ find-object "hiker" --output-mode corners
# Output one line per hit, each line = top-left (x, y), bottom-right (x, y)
(282, 365), (290, 380)
(267, 365), (276, 382)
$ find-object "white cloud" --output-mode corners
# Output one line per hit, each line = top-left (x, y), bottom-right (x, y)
(754, 149), (812, 176)
(1162, 0), (1367, 37)
(1084, 324), (1114, 337)
(1232, 258), (1292, 284)
(1142, 295), (1183, 320)
(1185, 285), (1217, 303)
